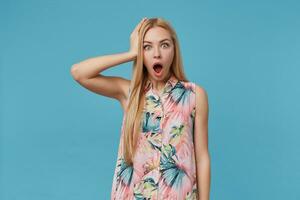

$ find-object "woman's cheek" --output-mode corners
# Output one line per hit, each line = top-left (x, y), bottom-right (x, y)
(166, 51), (174, 62)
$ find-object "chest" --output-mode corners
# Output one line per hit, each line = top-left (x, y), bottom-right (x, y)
(141, 82), (196, 135)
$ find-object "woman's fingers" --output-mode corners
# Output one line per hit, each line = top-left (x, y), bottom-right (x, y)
(135, 17), (147, 33)
(138, 18), (147, 27)
(129, 17), (148, 55)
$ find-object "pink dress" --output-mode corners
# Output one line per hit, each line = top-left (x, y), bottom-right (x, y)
(111, 74), (198, 200)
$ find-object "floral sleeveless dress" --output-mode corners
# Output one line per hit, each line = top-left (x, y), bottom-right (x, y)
(111, 74), (198, 200)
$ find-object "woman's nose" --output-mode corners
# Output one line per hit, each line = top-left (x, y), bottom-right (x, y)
(153, 47), (161, 58)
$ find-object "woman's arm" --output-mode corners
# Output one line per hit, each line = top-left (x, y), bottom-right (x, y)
(70, 52), (136, 103)
(194, 84), (211, 200)
(70, 51), (136, 81)
(70, 18), (148, 102)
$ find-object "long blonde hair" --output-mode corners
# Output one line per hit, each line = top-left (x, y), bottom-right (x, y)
(123, 17), (188, 165)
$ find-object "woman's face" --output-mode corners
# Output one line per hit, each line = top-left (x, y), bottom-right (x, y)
(143, 26), (174, 81)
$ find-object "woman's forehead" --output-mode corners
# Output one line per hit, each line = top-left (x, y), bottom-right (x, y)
(143, 27), (171, 42)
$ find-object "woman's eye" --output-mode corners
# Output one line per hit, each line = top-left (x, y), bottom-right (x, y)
(143, 45), (151, 50)
(162, 43), (169, 48)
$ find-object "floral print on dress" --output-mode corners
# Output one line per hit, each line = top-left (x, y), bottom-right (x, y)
(111, 74), (198, 200)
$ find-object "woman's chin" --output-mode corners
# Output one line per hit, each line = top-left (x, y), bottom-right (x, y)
(153, 69), (163, 78)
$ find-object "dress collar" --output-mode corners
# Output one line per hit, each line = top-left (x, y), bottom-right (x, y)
(144, 74), (178, 92)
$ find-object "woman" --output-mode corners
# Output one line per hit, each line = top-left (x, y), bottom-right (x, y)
(71, 17), (210, 200)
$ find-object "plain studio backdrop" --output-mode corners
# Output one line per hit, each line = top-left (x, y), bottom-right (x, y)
(1, 0), (299, 199)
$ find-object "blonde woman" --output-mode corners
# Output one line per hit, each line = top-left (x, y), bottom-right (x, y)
(71, 17), (210, 200)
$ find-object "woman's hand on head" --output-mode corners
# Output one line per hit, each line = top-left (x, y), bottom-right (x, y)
(129, 17), (148, 59)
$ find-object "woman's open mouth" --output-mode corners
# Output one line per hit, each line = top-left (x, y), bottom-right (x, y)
(153, 63), (163, 76)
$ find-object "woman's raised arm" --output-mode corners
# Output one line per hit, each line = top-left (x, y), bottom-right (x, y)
(70, 51), (135, 104)
(70, 17), (148, 105)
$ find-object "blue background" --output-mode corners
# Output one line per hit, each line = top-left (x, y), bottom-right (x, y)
(1, 0), (299, 199)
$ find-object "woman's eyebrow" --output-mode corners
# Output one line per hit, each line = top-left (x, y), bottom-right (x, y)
(143, 39), (171, 43)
